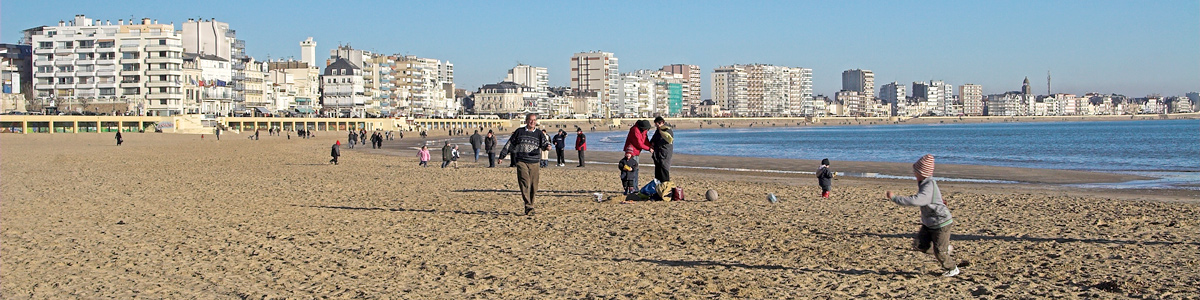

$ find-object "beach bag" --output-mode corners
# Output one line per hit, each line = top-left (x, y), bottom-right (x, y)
(639, 179), (662, 200)
(670, 187), (685, 202)
(658, 181), (675, 201)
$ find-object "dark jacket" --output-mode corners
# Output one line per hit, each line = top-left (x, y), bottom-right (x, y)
(442, 144), (453, 161)
(575, 133), (587, 151)
(470, 133), (483, 149)
(816, 166), (833, 191)
(498, 127), (550, 164)
(619, 157), (638, 180)
(553, 133), (567, 150)
(330, 144), (340, 157)
(485, 135), (497, 153)
(650, 125), (674, 159)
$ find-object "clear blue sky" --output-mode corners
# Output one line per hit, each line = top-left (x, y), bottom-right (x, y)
(4, 0), (1198, 98)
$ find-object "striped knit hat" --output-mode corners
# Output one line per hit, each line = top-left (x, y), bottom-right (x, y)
(913, 154), (935, 178)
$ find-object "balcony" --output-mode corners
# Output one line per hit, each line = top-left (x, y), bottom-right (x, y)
(120, 57), (141, 64)
(76, 83), (97, 89)
(147, 80), (178, 88)
(120, 82), (141, 88)
(145, 57), (180, 64)
(120, 43), (141, 50)
(95, 67), (118, 74)
(76, 46), (96, 53)
(232, 62), (245, 70)
(35, 47), (54, 54)
(76, 59), (95, 65)
(35, 83), (55, 90)
(120, 70), (141, 76)
(34, 72), (54, 77)
(146, 69), (182, 76)
(97, 82), (118, 88)
(144, 44), (183, 52)
(147, 93), (183, 100)
(94, 59), (117, 65)
(35, 59), (53, 66)
(54, 59), (75, 66)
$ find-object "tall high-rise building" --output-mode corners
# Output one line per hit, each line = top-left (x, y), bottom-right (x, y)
(25, 15), (186, 116)
(505, 64), (548, 91)
(960, 84), (983, 116)
(660, 64), (701, 115)
(570, 51), (618, 117)
(841, 69), (874, 99)
(880, 82), (905, 104)
(712, 64), (811, 117)
(912, 80), (953, 116)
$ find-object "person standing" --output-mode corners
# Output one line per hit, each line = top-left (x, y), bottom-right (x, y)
(575, 128), (587, 167)
(115, 131), (123, 146)
(470, 130), (483, 162)
(330, 141), (341, 165)
(215, 127), (221, 140)
(255, 129), (260, 140)
(553, 129), (567, 167)
(348, 131), (357, 149)
(497, 113), (550, 216)
(817, 158), (835, 198)
(650, 116), (673, 183)
(485, 130), (498, 168)
(885, 154), (959, 277)
(441, 142), (454, 168)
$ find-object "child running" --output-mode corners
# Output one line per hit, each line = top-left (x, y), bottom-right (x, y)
(885, 154), (959, 277)
(417, 145), (430, 167)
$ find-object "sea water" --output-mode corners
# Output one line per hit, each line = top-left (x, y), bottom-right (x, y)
(588, 119), (1199, 189)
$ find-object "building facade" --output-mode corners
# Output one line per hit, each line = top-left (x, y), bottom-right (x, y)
(712, 64), (812, 117)
(505, 64), (548, 92)
(570, 51), (618, 117)
(321, 58), (367, 117)
(841, 69), (874, 100)
(660, 64), (701, 116)
(26, 15), (186, 116)
(960, 84), (983, 116)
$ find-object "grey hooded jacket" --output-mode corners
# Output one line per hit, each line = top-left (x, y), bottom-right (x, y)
(890, 177), (953, 229)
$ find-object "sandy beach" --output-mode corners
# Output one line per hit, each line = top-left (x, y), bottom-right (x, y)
(2, 132), (1198, 298)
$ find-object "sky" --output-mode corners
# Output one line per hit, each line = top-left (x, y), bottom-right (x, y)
(3, 0), (1198, 98)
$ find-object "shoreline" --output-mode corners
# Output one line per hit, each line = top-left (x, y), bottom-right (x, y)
(369, 134), (1198, 202)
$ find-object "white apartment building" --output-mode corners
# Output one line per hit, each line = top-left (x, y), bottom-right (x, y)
(960, 84), (983, 116)
(712, 64), (812, 117)
(329, 46), (381, 115)
(612, 74), (655, 117)
(191, 54), (232, 115)
(26, 15), (186, 116)
(570, 51), (618, 117)
(182, 18), (247, 111)
(268, 60), (321, 115)
(386, 55), (456, 117)
(912, 80), (954, 116)
(660, 64), (701, 116)
(506, 64), (548, 91)
(239, 58), (268, 115)
(841, 69), (874, 100)
(879, 82), (905, 115)
(321, 58), (367, 117)
(986, 93), (1023, 116)
(473, 81), (528, 115)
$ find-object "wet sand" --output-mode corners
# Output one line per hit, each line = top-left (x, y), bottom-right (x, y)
(2, 132), (1198, 298)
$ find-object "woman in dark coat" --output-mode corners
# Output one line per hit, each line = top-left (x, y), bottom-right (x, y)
(330, 141), (341, 165)
(115, 131), (123, 146)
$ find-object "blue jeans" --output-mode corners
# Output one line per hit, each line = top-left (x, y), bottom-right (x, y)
(441, 161), (451, 168)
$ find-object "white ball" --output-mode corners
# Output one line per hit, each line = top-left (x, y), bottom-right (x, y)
(705, 189), (718, 201)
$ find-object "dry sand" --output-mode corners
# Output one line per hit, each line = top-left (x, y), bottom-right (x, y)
(2, 132), (1198, 299)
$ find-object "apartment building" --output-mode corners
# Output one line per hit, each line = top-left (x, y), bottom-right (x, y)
(570, 51), (618, 117)
(25, 15), (186, 116)
(841, 69), (874, 100)
(712, 64), (812, 117)
(1, 44), (32, 113)
(321, 58), (367, 117)
(268, 60), (321, 115)
(506, 64), (548, 92)
(960, 84), (983, 116)
(659, 64), (701, 116)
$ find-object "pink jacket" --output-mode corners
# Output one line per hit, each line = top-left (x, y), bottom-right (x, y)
(418, 149), (430, 161)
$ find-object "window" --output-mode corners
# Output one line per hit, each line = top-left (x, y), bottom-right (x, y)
(38, 66), (53, 72)
(57, 77), (73, 84)
(158, 39), (167, 45)
(57, 66), (74, 72)
(122, 53), (139, 59)
(77, 77), (92, 84)
(38, 42), (52, 49)
(123, 88), (139, 94)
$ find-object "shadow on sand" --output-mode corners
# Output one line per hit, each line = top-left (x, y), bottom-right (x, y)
(854, 232), (1196, 246)
(294, 204), (516, 216)
(577, 254), (921, 276)
(452, 189), (613, 198)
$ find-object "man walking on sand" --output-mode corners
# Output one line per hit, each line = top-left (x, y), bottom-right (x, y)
(498, 113), (550, 216)
(470, 130), (483, 162)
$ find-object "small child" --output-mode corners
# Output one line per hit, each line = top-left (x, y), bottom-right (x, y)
(618, 152), (639, 195)
(816, 158), (834, 198)
(885, 154), (959, 277)
(450, 145), (460, 169)
(418, 145), (430, 167)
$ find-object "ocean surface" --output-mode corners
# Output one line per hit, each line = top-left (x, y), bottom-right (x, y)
(585, 119), (1199, 188)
